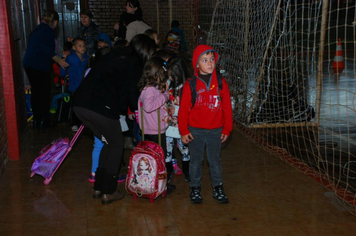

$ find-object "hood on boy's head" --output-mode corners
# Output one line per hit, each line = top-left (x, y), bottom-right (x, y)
(96, 33), (113, 47)
(192, 44), (219, 75)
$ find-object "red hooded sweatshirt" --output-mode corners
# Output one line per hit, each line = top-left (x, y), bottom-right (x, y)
(178, 45), (233, 136)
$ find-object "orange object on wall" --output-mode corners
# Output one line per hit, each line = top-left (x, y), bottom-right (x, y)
(332, 38), (345, 74)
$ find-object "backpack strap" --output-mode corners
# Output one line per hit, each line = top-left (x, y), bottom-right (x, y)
(188, 77), (197, 108)
(216, 69), (223, 91)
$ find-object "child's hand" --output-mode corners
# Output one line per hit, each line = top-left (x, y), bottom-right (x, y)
(221, 134), (229, 143)
(181, 133), (194, 144)
(128, 113), (135, 120)
(62, 50), (70, 59)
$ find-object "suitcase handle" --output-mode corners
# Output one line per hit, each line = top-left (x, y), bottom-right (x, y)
(69, 124), (84, 147)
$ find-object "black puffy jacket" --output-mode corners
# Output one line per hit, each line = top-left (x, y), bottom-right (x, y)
(72, 49), (136, 119)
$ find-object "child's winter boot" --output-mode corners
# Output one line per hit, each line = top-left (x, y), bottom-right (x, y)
(212, 184), (229, 204)
(172, 159), (183, 175)
(190, 186), (203, 204)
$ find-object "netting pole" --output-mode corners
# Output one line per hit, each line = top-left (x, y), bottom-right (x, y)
(156, 1), (160, 34)
(315, 0), (329, 126)
(241, 0), (250, 122)
(207, 0), (219, 44)
(193, 0), (199, 45)
(247, 0), (282, 124)
(169, 0), (172, 27)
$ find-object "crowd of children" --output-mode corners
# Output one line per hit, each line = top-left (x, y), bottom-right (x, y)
(28, 0), (233, 206)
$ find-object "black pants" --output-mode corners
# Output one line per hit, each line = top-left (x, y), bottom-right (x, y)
(25, 67), (51, 122)
(123, 117), (134, 138)
(73, 107), (123, 175)
(144, 133), (173, 173)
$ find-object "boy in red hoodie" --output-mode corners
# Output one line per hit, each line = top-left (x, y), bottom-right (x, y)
(178, 44), (233, 204)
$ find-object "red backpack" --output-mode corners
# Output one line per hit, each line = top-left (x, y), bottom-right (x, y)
(125, 103), (168, 202)
(125, 140), (167, 202)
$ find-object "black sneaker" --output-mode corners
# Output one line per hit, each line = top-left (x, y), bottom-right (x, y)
(213, 185), (229, 204)
(166, 184), (176, 195)
(184, 172), (191, 182)
(190, 187), (203, 204)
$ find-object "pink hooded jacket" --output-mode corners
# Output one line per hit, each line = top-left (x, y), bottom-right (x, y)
(138, 86), (169, 135)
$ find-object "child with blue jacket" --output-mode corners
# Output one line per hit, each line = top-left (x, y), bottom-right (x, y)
(63, 37), (89, 131)
(65, 37), (88, 93)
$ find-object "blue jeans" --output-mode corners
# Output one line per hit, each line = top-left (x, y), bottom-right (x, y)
(188, 127), (223, 188)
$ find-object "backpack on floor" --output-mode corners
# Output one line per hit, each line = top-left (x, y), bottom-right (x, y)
(30, 124), (84, 185)
(125, 102), (167, 202)
(125, 141), (167, 202)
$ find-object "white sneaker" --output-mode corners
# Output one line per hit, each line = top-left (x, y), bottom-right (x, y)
(71, 125), (78, 132)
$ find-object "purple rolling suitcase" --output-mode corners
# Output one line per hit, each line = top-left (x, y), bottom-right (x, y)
(30, 124), (84, 185)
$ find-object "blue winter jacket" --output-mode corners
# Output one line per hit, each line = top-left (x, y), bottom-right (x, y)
(63, 49), (88, 92)
(23, 23), (56, 71)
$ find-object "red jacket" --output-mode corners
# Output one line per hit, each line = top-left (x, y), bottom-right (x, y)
(178, 45), (233, 136)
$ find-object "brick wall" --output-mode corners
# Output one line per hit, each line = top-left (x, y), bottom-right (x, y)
(0, 63), (9, 178)
(88, 0), (196, 52)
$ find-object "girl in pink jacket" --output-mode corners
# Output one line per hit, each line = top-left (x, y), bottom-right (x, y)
(137, 57), (176, 191)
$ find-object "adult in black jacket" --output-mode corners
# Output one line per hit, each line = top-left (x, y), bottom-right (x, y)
(72, 48), (135, 205)
(121, 34), (156, 148)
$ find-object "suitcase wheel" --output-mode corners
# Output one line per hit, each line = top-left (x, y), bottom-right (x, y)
(30, 172), (35, 178)
(149, 198), (154, 203)
(44, 177), (52, 185)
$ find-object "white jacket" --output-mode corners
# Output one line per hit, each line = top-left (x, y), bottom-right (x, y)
(126, 21), (151, 42)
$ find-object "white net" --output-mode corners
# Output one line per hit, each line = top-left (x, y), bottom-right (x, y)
(198, 0), (356, 214)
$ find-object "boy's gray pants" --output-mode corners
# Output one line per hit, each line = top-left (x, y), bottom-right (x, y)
(188, 127), (223, 188)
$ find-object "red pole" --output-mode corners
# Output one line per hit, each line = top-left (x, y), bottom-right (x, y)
(0, 0), (20, 160)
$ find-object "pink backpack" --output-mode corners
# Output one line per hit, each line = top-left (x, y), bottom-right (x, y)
(30, 125), (84, 185)
(125, 140), (167, 202)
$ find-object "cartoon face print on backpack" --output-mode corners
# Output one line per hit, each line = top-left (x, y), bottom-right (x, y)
(137, 156), (152, 176)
